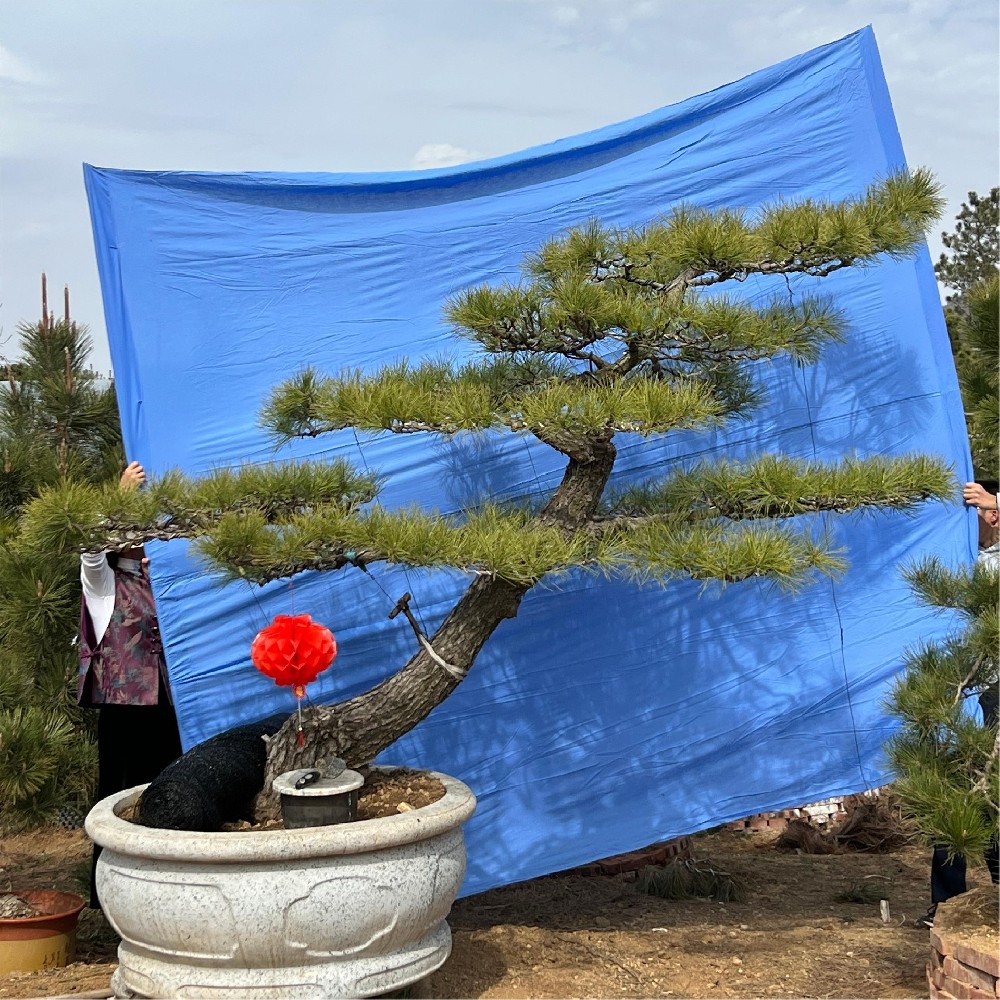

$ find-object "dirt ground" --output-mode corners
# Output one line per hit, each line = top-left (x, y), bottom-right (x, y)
(1, 822), (995, 999)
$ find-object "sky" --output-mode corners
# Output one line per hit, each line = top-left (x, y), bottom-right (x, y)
(1, 0), (997, 375)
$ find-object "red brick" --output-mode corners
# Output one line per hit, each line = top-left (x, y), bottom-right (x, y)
(750, 816), (787, 832)
(931, 984), (958, 1000)
(577, 836), (692, 876)
(951, 940), (1000, 981)
(931, 986), (958, 999)
(934, 928), (1000, 981)
(663, 839), (689, 860)
(940, 972), (994, 999)
(944, 955), (998, 994)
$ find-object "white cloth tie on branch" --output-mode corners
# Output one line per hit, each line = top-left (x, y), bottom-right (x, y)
(417, 633), (467, 680)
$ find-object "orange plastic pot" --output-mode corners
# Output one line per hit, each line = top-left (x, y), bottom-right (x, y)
(0, 890), (86, 974)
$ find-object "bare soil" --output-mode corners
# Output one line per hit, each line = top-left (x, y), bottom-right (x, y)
(1, 819), (996, 999)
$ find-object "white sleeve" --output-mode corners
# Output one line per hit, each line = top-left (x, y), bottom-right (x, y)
(81, 552), (116, 645)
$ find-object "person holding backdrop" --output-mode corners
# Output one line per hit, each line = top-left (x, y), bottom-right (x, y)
(78, 460), (182, 908)
(963, 480), (999, 570)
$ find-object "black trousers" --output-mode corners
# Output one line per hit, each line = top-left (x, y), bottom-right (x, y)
(89, 692), (182, 908)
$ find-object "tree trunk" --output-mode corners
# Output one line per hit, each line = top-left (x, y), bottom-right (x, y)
(254, 435), (617, 821)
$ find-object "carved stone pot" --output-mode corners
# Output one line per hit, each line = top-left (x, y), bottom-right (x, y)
(85, 768), (476, 999)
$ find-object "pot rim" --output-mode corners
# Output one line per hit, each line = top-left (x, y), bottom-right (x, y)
(0, 890), (86, 927)
(85, 767), (476, 863)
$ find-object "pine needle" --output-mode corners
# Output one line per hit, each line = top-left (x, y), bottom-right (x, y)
(637, 858), (748, 903)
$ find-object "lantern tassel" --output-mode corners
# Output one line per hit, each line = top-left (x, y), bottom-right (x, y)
(294, 684), (305, 747)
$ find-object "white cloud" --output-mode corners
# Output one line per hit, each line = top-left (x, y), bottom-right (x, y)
(552, 5), (579, 25)
(601, 0), (661, 34)
(409, 143), (480, 170)
(0, 44), (50, 85)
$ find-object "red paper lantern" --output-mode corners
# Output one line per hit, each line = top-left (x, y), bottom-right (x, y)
(251, 614), (337, 695)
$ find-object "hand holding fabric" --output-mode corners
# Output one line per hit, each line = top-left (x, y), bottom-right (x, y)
(120, 461), (146, 492)
(963, 482), (998, 511)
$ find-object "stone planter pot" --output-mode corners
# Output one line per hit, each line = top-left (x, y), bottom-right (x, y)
(0, 890), (86, 975)
(85, 768), (476, 999)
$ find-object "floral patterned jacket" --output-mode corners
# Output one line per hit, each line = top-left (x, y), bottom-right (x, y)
(78, 560), (170, 707)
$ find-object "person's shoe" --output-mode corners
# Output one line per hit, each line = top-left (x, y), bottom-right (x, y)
(914, 906), (936, 929)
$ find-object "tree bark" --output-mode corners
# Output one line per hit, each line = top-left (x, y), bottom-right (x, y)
(254, 434), (618, 821)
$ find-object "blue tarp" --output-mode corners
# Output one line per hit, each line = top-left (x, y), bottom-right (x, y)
(84, 26), (971, 896)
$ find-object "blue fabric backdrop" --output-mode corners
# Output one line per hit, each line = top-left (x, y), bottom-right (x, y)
(84, 27), (972, 896)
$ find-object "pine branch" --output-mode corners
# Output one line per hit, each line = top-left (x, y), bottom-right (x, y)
(607, 519), (845, 590)
(903, 557), (999, 618)
(18, 460), (382, 554)
(607, 454), (956, 521)
(198, 501), (846, 592)
(197, 504), (606, 586)
(970, 728), (999, 809)
(261, 361), (728, 459)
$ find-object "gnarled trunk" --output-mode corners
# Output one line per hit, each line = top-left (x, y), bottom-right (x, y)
(255, 436), (617, 821)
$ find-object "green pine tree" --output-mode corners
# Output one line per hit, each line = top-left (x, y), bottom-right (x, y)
(951, 275), (998, 480)
(934, 188), (999, 303)
(21, 171), (958, 822)
(886, 557), (998, 860)
(884, 274), (998, 864)
(0, 277), (123, 830)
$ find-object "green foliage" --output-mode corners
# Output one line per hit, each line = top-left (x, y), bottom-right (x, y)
(0, 321), (122, 503)
(904, 558), (999, 665)
(886, 556), (999, 861)
(611, 454), (955, 521)
(19, 459), (381, 555)
(0, 705), (94, 830)
(261, 357), (727, 443)
(611, 519), (845, 591)
(195, 501), (844, 592)
(0, 295), (121, 830)
(522, 169), (942, 290)
(198, 502), (615, 586)
(949, 275), (998, 478)
(934, 188), (999, 299)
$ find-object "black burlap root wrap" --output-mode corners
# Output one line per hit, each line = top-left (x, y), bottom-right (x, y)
(137, 713), (289, 831)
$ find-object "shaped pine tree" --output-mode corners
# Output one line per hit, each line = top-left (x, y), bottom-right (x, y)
(22, 172), (958, 821)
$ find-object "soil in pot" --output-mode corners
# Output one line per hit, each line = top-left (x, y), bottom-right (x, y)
(355, 767), (446, 819)
(117, 766), (447, 831)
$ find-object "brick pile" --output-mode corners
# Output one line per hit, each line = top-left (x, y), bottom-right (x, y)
(577, 835), (692, 876)
(727, 796), (847, 833)
(927, 924), (999, 999)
